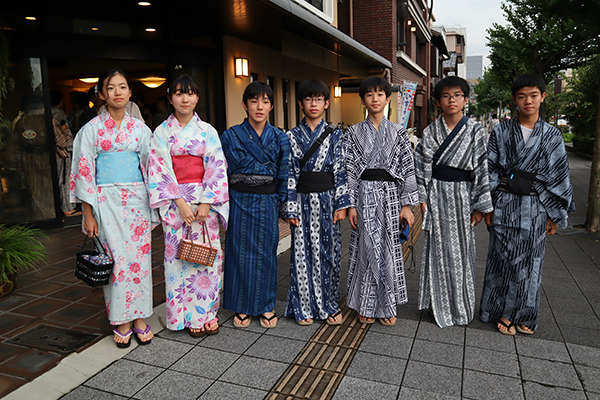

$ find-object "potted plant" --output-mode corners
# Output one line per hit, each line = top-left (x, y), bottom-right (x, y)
(0, 224), (47, 298)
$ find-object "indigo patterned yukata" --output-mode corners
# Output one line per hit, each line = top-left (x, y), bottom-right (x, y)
(480, 118), (574, 330)
(70, 111), (157, 325)
(281, 119), (350, 321)
(345, 117), (419, 319)
(221, 119), (289, 316)
(148, 114), (229, 331)
(415, 117), (493, 328)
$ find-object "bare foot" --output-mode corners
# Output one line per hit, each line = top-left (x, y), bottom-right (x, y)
(383, 317), (396, 324)
(261, 311), (277, 326)
(328, 313), (343, 324)
(114, 323), (131, 345)
(358, 315), (374, 324)
(497, 317), (515, 335)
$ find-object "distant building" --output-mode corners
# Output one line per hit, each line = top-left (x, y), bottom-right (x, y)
(466, 55), (483, 80)
(437, 26), (467, 79)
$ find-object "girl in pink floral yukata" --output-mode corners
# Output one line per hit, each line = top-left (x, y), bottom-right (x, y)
(70, 69), (158, 348)
(148, 75), (229, 337)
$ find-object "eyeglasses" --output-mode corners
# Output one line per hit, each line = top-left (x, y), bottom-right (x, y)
(303, 97), (325, 104)
(440, 93), (465, 101)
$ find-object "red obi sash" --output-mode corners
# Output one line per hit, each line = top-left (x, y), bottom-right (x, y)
(172, 154), (204, 184)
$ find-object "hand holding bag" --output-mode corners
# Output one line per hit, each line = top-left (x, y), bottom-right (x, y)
(75, 236), (114, 287)
(176, 221), (218, 267)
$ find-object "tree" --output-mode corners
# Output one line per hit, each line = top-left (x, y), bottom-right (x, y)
(473, 70), (511, 117)
(486, 0), (600, 232)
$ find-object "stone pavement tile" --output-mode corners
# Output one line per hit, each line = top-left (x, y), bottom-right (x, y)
(515, 336), (571, 362)
(415, 321), (465, 345)
(156, 327), (205, 345)
(519, 356), (582, 390)
(465, 327), (516, 353)
(0, 294), (35, 312)
(0, 349), (63, 380)
(0, 374), (26, 398)
(345, 351), (407, 385)
(132, 370), (212, 400)
(331, 376), (400, 400)
(0, 343), (28, 364)
(124, 337), (194, 368)
(198, 381), (268, 400)
(464, 346), (520, 378)
(589, 393), (600, 400)
(402, 360), (462, 397)
(84, 359), (163, 397)
(553, 310), (600, 330)
(522, 381), (587, 400)
(264, 315), (321, 341)
(574, 365), (600, 394)
(409, 339), (463, 368)
(397, 304), (429, 321)
(61, 385), (127, 399)
(369, 317), (418, 338)
(533, 318), (564, 342)
(567, 343), (600, 368)
(398, 387), (461, 400)
(244, 334), (305, 363)
(219, 355), (288, 391)
(219, 315), (267, 335)
(463, 370), (524, 400)
(561, 326), (600, 348)
(199, 326), (260, 354)
(170, 347), (239, 379)
(358, 331), (412, 359)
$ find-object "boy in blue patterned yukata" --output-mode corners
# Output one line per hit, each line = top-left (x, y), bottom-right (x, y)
(282, 79), (350, 326)
(221, 81), (290, 329)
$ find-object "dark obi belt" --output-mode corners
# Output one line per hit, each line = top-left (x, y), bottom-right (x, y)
(230, 182), (276, 194)
(172, 154), (204, 184)
(296, 171), (334, 193)
(432, 165), (472, 182)
(360, 169), (396, 181)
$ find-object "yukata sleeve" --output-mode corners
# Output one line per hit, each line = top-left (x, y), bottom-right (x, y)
(487, 125), (501, 194)
(344, 126), (360, 208)
(393, 128), (419, 207)
(332, 129), (350, 212)
(281, 130), (300, 220)
(148, 123), (183, 210)
(470, 124), (493, 214)
(415, 125), (434, 204)
(220, 128), (240, 175)
(138, 124), (160, 226)
(275, 130), (291, 203)
(70, 123), (98, 209)
(537, 128), (574, 229)
(200, 124), (230, 226)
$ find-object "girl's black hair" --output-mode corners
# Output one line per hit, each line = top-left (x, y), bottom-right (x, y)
(242, 81), (274, 105)
(297, 79), (329, 101)
(167, 74), (199, 97)
(433, 76), (470, 100)
(97, 69), (130, 94)
(359, 77), (391, 99)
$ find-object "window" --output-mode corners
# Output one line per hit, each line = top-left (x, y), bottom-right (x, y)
(292, 0), (334, 23)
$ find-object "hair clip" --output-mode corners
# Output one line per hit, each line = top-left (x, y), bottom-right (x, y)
(166, 87), (170, 95)
(94, 85), (98, 96)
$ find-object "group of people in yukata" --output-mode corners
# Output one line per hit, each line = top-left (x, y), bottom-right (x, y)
(69, 68), (573, 349)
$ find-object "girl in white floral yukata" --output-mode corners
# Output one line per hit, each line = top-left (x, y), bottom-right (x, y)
(148, 75), (229, 337)
(71, 69), (158, 348)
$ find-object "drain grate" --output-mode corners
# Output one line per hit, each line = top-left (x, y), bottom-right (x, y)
(267, 300), (372, 400)
(8, 325), (100, 354)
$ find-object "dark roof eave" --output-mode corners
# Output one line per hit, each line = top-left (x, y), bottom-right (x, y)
(267, 0), (392, 69)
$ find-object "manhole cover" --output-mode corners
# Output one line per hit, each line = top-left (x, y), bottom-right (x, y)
(8, 325), (100, 353)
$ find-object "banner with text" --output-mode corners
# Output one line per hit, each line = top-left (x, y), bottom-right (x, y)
(398, 81), (418, 128)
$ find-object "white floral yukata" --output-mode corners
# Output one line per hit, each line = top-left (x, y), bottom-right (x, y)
(70, 111), (157, 325)
(149, 113), (229, 331)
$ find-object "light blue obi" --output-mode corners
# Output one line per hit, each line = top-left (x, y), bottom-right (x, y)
(96, 151), (143, 185)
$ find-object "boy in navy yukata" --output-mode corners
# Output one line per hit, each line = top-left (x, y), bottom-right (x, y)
(282, 79), (350, 326)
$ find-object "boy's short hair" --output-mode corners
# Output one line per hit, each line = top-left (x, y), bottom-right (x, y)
(297, 79), (329, 102)
(359, 77), (391, 99)
(511, 73), (546, 96)
(243, 81), (274, 105)
(433, 76), (470, 100)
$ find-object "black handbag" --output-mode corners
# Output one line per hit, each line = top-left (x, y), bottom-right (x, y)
(75, 236), (114, 287)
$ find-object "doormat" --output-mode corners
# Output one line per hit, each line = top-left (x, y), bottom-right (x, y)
(8, 325), (100, 354)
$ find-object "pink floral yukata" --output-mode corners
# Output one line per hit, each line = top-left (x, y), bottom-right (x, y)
(70, 111), (158, 326)
(149, 113), (229, 331)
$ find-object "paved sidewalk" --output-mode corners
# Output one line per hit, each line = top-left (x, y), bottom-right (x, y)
(5, 152), (600, 399)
